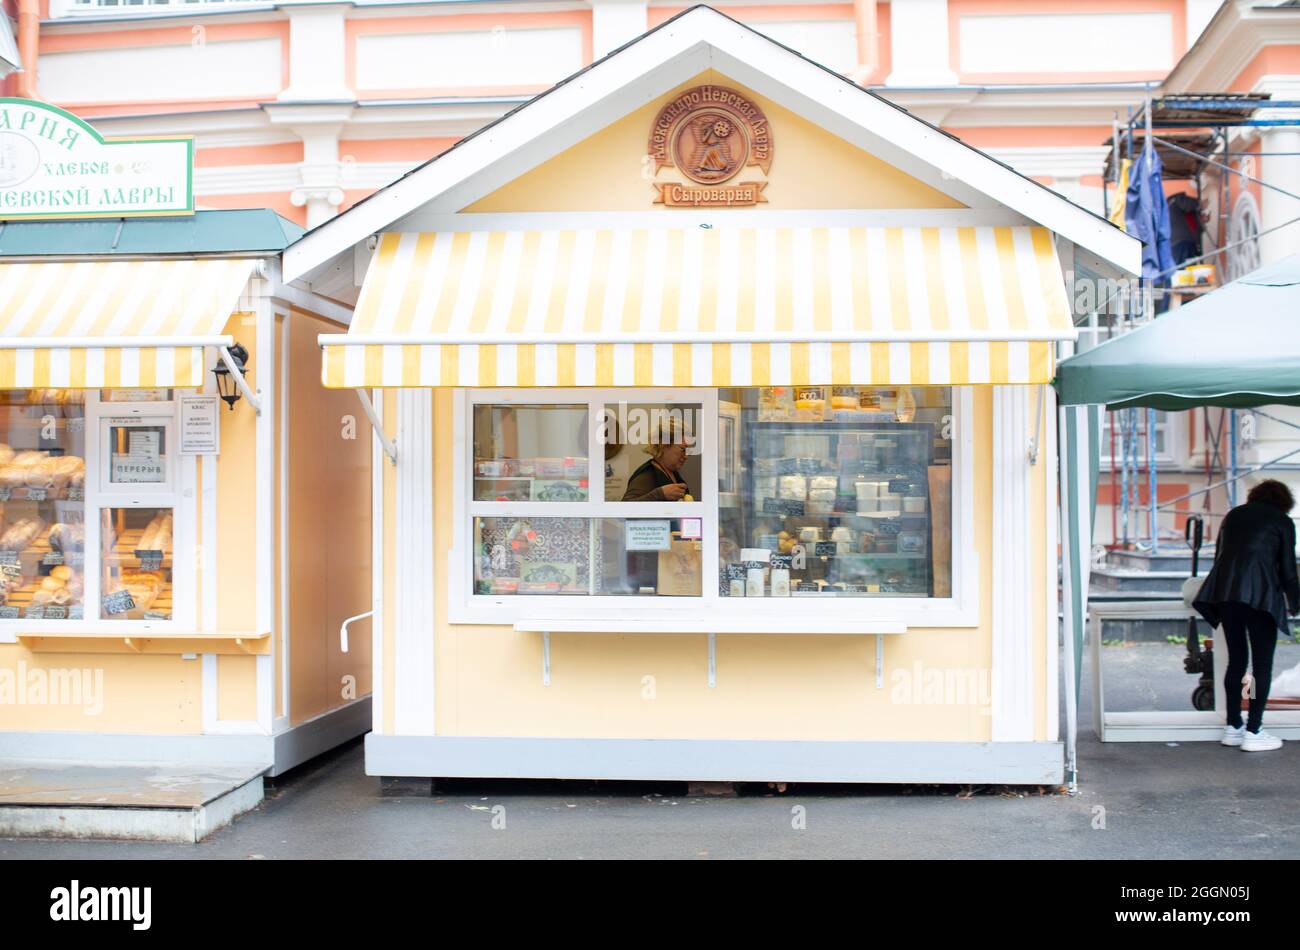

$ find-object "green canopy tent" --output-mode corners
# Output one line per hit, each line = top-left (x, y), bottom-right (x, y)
(1058, 255), (1300, 409)
(1053, 255), (1300, 785)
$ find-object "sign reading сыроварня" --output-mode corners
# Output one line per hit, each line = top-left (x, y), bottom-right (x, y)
(0, 99), (193, 220)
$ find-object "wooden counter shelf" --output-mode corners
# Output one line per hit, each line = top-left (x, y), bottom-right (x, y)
(15, 630), (270, 655)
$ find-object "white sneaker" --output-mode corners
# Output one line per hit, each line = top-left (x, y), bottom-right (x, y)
(1221, 725), (1246, 747)
(1241, 730), (1283, 752)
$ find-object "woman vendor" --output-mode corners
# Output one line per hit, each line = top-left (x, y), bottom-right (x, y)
(622, 421), (693, 502)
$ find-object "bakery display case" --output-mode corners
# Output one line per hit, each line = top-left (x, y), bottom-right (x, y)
(100, 507), (173, 621)
(0, 391), (87, 620)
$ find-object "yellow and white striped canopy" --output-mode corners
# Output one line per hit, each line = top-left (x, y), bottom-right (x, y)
(0, 258), (255, 389)
(320, 225), (1074, 388)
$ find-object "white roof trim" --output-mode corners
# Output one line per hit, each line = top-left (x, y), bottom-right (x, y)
(283, 5), (1140, 282)
(0, 14), (20, 75)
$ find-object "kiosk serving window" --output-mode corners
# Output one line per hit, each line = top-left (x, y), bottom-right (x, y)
(457, 387), (966, 621)
(0, 389), (190, 634)
(468, 392), (709, 598)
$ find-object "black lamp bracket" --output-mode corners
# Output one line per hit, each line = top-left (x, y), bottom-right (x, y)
(217, 344), (263, 415)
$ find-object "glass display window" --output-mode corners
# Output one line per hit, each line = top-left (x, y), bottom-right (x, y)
(461, 390), (715, 610)
(101, 417), (174, 492)
(718, 386), (954, 599)
(0, 390), (87, 621)
(0, 388), (189, 636)
(472, 516), (704, 597)
(99, 506), (173, 621)
(472, 404), (589, 502)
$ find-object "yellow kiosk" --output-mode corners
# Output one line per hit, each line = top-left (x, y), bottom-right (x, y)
(284, 7), (1139, 786)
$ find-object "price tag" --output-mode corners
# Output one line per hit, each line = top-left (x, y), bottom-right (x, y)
(67, 552), (84, 567)
(135, 550), (164, 570)
(1, 562), (22, 579)
(143, 610), (169, 621)
(26, 488), (46, 501)
(43, 606), (68, 620)
(42, 553), (64, 566)
(814, 541), (838, 558)
(24, 605), (44, 619)
(762, 498), (805, 516)
(67, 486), (84, 502)
(102, 589), (136, 615)
(770, 554), (792, 570)
(0, 605), (19, 619)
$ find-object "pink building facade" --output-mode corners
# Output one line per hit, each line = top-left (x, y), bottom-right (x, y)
(3, 0), (1298, 545)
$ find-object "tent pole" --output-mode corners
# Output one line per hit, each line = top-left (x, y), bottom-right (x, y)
(1147, 407), (1159, 554)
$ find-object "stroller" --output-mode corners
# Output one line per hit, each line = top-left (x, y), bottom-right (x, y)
(1182, 515), (1216, 711)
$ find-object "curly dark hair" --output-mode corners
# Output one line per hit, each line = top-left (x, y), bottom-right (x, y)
(1247, 479), (1295, 514)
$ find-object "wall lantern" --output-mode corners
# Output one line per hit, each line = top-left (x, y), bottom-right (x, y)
(213, 343), (250, 411)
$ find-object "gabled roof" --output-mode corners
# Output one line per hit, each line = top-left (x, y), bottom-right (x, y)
(0, 209), (304, 258)
(284, 5), (1139, 282)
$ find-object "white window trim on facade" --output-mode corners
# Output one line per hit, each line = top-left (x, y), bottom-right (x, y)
(447, 386), (978, 630)
(1226, 190), (1263, 283)
(0, 389), (194, 642)
(1099, 407), (1189, 470)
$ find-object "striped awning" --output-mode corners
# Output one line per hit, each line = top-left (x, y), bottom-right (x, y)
(320, 225), (1074, 388)
(0, 258), (255, 389)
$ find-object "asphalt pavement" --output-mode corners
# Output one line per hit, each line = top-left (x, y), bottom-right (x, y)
(1, 642), (1296, 859)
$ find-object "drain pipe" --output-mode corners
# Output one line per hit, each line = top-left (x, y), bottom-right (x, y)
(850, 0), (879, 85)
(16, 0), (38, 99)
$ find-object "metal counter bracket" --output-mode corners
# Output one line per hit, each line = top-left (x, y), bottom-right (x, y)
(355, 390), (397, 465)
(1027, 383), (1045, 465)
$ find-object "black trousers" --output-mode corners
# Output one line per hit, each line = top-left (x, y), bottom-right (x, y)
(1218, 602), (1278, 733)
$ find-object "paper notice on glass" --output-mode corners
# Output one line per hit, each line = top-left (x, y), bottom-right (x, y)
(111, 454), (165, 483)
(128, 429), (161, 460)
(625, 520), (671, 551)
(179, 395), (220, 456)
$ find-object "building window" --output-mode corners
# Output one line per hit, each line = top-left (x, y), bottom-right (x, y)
(1226, 192), (1262, 282)
(1100, 409), (1183, 469)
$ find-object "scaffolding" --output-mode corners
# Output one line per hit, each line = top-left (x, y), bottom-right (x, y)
(1095, 93), (1300, 554)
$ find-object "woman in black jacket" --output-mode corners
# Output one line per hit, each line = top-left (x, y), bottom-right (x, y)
(1193, 479), (1300, 752)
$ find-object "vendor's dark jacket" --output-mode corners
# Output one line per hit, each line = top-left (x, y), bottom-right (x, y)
(622, 459), (690, 502)
(1193, 501), (1300, 631)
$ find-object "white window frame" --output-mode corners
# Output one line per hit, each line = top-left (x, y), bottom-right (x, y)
(0, 388), (196, 642)
(449, 386), (978, 630)
(1099, 408), (1188, 470)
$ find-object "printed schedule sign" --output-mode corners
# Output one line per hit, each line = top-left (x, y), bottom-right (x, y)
(625, 520), (672, 551)
(179, 396), (220, 455)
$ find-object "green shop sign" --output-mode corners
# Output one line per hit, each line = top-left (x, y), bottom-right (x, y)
(0, 99), (193, 220)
